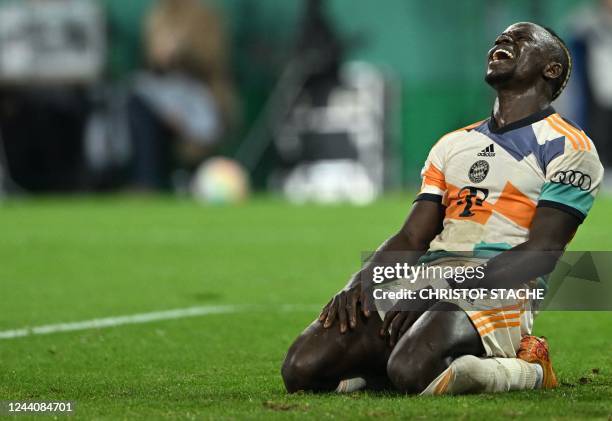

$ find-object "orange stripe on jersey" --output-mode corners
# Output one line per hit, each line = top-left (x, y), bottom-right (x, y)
(461, 120), (485, 131)
(422, 163), (446, 191)
(469, 303), (523, 321)
(473, 312), (521, 329)
(479, 321), (521, 336)
(491, 182), (537, 229)
(552, 114), (591, 151)
(545, 116), (580, 150)
(551, 114), (587, 150)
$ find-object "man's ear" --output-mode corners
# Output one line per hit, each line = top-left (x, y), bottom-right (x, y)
(543, 62), (563, 81)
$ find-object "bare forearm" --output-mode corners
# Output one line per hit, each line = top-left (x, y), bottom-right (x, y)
(454, 207), (578, 291)
(470, 240), (562, 290)
(346, 231), (429, 288)
(346, 201), (444, 289)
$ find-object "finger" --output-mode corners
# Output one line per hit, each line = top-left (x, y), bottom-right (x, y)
(399, 310), (424, 334)
(318, 309), (328, 323)
(394, 311), (421, 344)
(360, 290), (371, 318)
(398, 315), (413, 338)
(381, 311), (397, 337)
(338, 293), (348, 333)
(404, 311), (421, 329)
(324, 297), (338, 328)
(349, 291), (359, 328)
(318, 300), (332, 322)
(380, 310), (398, 337)
(388, 314), (404, 347)
(389, 314), (406, 347)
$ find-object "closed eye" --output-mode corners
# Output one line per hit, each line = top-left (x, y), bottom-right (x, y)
(510, 30), (533, 42)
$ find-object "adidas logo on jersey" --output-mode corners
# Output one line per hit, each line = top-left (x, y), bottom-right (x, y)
(478, 144), (495, 157)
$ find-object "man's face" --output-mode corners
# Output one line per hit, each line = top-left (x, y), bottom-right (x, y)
(485, 23), (549, 88)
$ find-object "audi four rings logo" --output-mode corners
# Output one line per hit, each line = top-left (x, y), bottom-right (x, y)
(551, 170), (592, 191)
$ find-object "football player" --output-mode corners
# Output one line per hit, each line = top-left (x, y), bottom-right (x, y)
(282, 22), (604, 395)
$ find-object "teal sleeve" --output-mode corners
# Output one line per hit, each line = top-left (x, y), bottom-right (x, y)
(538, 181), (595, 219)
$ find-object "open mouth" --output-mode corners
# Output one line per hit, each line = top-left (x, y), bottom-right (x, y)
(490, 48), (515, 62)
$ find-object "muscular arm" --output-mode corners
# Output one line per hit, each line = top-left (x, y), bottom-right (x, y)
(320, 200), (444, 332)
(346, 200), (445, 288)
(378, 206), (582, 346)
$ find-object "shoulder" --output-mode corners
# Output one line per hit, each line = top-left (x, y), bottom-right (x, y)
(541, 114), (604, 182)
(540, 112), (599, 158)
(432, 119), (488, 149)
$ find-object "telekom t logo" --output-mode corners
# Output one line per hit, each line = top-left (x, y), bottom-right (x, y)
(457, 187), (489, 217)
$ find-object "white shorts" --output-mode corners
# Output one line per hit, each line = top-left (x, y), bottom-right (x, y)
(374, 257), (535, 357)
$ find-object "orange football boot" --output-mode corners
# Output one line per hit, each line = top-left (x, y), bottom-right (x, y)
(517, 335), (558, 389)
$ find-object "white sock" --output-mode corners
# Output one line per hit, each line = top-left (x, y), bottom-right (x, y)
(421, 355), (540, 395)
(534, 363), (543, 389)
(335, 377), (366, 393)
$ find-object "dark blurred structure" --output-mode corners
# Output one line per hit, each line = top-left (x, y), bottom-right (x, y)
(0, 0), (104, 192)
(282, 0), (356, 163)
(564, 0), (612, 169)
(237, 0), (398, 203)
(1, 88), (89, 191)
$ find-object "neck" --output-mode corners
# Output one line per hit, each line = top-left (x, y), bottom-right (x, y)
(492, 86), (551, 129)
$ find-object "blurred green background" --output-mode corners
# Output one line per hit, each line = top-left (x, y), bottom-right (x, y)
(102, 0), (595, 184)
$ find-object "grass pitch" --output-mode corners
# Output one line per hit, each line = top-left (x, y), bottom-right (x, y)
(0, 195), (611, 419)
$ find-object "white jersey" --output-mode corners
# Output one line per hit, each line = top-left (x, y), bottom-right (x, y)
(417, 106), (604, 254)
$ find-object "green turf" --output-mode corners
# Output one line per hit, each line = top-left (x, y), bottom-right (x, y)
(0, 195), (611, 419)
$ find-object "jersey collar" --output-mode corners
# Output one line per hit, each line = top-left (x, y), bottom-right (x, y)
(488, 106), (555, 134)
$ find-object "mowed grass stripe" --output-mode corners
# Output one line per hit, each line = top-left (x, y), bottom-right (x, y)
(0, 304), (319, 340)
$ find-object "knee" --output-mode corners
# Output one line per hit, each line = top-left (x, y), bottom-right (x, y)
(387, 351), (435, 394)
(281, 345), (322, 393)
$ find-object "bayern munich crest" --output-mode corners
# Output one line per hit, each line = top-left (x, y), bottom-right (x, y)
(468, 160), (489, 183)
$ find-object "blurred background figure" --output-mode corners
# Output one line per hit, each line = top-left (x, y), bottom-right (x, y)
(237, 0), (399, 205)
(0, 0), (105, 192)
(276, 0), (390, 205)
(128, 0), (237, 191)
(563, 0), (612, 182)
(0, 0), (609, 201)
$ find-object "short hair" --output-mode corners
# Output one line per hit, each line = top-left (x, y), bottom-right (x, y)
(542, 26), (572, 100)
